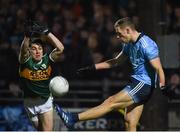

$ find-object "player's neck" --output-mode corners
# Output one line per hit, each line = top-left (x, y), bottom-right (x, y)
(32, 59), (42, 64)
(132, 31), (141, 43)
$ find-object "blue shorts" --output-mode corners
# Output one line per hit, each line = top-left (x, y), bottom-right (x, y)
(123, 78), (154, 104)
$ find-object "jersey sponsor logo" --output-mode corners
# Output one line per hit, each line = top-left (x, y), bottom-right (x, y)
(20, 66), (52, 81)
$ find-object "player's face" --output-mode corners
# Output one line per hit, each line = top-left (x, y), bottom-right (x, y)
(115, 26), (131, 43)
(29, 43), (43, 62)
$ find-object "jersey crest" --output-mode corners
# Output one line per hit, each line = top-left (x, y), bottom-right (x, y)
(20, 66), (52, 81)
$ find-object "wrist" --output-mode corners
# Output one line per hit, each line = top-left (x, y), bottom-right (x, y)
(159, 83), (165, 88)
(160, 86), (166, 90)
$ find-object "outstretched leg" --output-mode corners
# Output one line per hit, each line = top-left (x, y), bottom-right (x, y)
(55, 90), (134, 128)
(79, 90), (134, 120)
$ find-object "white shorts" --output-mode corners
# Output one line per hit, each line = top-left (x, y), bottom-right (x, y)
(24, 96), (53, 122)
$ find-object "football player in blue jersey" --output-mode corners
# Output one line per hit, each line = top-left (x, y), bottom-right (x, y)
(54, 17), (168, 131)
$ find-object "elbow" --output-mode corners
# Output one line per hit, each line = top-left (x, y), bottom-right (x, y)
(57, 45), (64, 53)
(59, 42), (65, 52)
(61, 45), (65, 51)
(60, 46), (64, 53)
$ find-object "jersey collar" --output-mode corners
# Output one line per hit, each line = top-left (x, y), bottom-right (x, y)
(133, 32), (144, 44)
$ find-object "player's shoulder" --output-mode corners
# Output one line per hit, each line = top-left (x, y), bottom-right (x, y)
(139, 35), (157, 49)
(43, 52), (56, 64)
(42, 53), (52, 61)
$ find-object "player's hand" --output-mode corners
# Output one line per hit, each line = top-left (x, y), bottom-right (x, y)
(160, 85), (174, 99)
(76, 65), (96, 75)
(31, 21), (50, 36)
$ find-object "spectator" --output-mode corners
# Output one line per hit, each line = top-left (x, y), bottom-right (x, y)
(168, 73), (180, 99)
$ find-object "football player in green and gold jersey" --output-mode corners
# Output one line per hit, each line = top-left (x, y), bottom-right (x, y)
(19, 21), (64, 131)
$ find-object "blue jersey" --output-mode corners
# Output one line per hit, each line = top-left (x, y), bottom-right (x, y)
(122, 33), (158, 86)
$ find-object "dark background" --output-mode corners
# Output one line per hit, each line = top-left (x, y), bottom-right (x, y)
(0, 0), (180, 131)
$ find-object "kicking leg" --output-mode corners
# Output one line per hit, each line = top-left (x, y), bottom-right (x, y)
(55, 90), (134, 128)
(79, 90), (134, 120)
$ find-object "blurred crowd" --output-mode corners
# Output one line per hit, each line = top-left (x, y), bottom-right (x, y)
(0, 1), (139, 130)
(166, 70), (180, 100)
(166, 0), (180, 34)
(0, 0), (139, 97)
(0, 0), (179, 98)
(0, 0), (180, 130)
(165, 0), (180, 99)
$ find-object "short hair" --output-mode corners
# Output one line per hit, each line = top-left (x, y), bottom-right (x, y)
(30, 38), (43, 47)
(114, 17), (135, 30)
(29, 38), (46, 54)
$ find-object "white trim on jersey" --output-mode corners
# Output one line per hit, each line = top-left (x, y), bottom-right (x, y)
(49, 48), (57, 62)
(140, 37), (148, 48)
(23, 56), (31, 64)
(115, 43), (125, 59)
(115, 51), (123, 59)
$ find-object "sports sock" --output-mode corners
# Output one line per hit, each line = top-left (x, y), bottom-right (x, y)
(72, 113), (79, 122)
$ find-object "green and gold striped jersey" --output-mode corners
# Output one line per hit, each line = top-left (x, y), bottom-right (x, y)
(19, 54), (54, 99)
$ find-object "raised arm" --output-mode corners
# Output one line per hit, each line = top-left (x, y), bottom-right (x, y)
(46, 32), (64, 62)
(27, 20), (65, 62)
(19, 36), (30, 64)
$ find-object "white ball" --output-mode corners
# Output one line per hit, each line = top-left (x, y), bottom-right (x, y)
(49, 76), (69, 97)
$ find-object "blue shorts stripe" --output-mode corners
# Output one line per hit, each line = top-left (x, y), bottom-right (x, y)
(123, 78), (153, 104)
(129, 82), (142, 95)
(129, 82), (144, 95)
(132, 83), (144, 95)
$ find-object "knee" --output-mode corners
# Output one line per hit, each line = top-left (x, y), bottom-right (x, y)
(102, 96), (115, 108)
